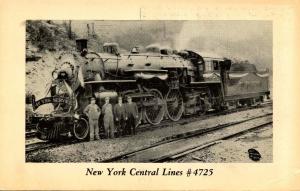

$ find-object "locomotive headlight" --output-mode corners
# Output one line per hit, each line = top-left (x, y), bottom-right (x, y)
(74, 113), (80, 119)
(52, 70), (58, 79)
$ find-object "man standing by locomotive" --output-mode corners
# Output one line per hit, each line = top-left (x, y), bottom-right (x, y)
(102, 97), (114, 138)
(84, 97), (101, 141)
(125, 96), (139, 135)
(114, 96), (127, 136)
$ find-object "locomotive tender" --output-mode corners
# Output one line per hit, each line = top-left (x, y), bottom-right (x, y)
(30, 39), (270, 140)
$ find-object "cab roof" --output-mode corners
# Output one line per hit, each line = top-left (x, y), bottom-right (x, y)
(185, 50), (224, 60)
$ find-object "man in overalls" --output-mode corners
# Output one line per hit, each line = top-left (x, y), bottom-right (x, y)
(83, 97), (101, 141)
(102, 97), (114, 138)
(114, 96), (127, 136)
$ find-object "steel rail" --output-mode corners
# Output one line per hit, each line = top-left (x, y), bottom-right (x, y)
(101, 112), (272, 162)
(25, 140), (78, 153)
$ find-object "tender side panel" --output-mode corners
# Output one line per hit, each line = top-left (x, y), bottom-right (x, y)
(225, 72), (269, 100)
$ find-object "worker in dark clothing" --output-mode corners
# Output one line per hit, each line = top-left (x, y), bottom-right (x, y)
(102, 97), (114, 138)
(84, 97), (101, 141)
(125, 96), (139, 135)
(114, 96), (127, 136)
(202, 93), (211, 113)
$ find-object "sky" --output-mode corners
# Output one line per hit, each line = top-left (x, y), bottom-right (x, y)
(55, 20), (272, 70)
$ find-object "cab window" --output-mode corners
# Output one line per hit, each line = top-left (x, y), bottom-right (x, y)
(213, 60), (219, 70)
(205, 60), (213, 72)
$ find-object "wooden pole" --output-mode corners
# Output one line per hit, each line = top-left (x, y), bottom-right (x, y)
(87, 23), (90, 37)
(68, 20), (72, 39)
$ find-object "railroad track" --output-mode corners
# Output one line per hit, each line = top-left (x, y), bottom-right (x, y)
(26, 101), (272, 154)
(101, 112), (272, 162)
(25, 140), (78, 153)
(26, 142), (56, 153)
(26, 123), (38, 138)
(26, 131), (37, 138)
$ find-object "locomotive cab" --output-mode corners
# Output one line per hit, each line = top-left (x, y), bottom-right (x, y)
(203, 59), (221, 72)
(182, 50), (205, 81)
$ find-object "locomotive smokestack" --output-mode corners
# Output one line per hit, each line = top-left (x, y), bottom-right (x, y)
(76, 38), (88, 52)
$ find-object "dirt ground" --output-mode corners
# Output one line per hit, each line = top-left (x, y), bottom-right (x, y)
(170, 124), (272, 163)
(26, 106), (272, 163)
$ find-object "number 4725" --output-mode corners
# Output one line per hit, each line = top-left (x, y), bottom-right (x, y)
(193, 169), (213, 176)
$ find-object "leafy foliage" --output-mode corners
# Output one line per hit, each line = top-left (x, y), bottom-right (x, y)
(26, 20), (77, 51)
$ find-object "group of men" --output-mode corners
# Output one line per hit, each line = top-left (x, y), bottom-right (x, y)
(83, 96), (139, 141)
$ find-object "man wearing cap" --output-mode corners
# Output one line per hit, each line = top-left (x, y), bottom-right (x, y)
(102, 97), (114, 138)
(114, 96), (127, 136)
(84, 97), (101, 141)
(125, 96), (139, 135)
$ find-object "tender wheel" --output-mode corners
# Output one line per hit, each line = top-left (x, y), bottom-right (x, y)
(165, 89), (184, 121)
(73, 118), (89, 140)
(144, 89), (165, 125)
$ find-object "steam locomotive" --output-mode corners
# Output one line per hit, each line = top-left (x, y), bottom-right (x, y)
(30, 39), (270, 140)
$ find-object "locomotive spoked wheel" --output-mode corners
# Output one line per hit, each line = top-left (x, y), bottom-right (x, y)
(144, 89), (165, 125)
(165, 89), (184, 121)
(73, 118), (89, 140)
